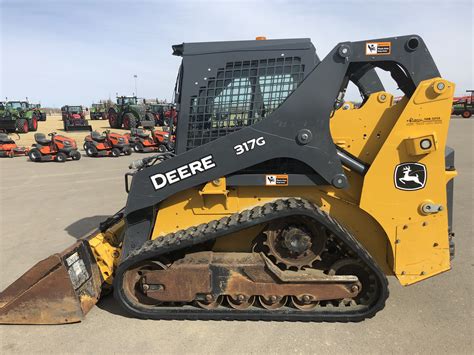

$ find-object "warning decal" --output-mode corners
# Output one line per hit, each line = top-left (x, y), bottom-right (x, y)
(265, 175), (288, 186)
(365, 42), (391, 55)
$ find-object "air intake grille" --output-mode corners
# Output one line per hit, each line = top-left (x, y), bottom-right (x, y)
(187, 57), (304, 150)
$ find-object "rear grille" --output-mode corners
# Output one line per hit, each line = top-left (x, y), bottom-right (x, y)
(186, 57), (305, 150)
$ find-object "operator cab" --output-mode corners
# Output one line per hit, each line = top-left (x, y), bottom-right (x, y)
(170, 38), (319, 155)
(7, 101), (28, 111)
(117, 96), (138, 105)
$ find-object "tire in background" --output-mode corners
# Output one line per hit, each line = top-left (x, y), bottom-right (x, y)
(16, 119), (29, 133)
(111, 147), (121, 157)
(55, 152), (67, 162)
(123, 147), (132, 155)
(123, 113), (137, 130)
(71, 150), (81, 160)
(29, 116), (38, 131)
(28, 148), (42, 162)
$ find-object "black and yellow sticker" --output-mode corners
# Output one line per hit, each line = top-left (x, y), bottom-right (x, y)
(365, 42), (391, 55)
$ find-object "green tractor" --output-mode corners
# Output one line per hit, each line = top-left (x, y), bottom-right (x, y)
(107, 95), (154, 129)
(0, 101), (38, 133)
(90, 102), (108, 120)
(29, 103), (47, 121)
(452, 90), (473, 118)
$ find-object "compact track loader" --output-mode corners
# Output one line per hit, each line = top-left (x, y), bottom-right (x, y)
(0, 35), (457, 324)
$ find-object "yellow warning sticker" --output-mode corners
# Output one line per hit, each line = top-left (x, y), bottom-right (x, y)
(365, 42), (391, 55)
(265, 174), (288, 186)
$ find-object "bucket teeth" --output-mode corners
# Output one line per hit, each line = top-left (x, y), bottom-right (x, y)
(0, 241), (102, 325)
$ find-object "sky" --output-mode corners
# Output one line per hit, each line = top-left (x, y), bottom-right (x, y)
(1, 0), (473, 107)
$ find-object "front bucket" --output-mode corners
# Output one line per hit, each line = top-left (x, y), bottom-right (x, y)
(0, 240), (102, 324)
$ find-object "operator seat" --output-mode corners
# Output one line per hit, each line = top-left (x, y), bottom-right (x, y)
(0, 133), (14, 144)
(34, 133), (51, 145)
(91, 131), (106, 142)
(132, 128), (149, 139)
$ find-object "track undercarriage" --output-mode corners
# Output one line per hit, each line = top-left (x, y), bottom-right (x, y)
(114, 198), (388, 321)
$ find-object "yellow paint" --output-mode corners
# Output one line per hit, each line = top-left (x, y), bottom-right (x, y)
(154, 187), (391, 274)
(359, 78), (455, 285)
(87, 78), (456, 288)
(87, 220), (124, 284)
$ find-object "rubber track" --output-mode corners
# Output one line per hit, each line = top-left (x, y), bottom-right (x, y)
(114, 198), (389, 322)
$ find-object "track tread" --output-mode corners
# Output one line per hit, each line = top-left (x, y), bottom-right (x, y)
(114, 198), (389, 322)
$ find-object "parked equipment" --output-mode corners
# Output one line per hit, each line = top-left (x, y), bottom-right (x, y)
(0, 101), (38, 133)
(107, 96), (153, 129)
(145, 103), (176, 126)
(28, 132), (81, 162)
(0, 131), (29, 158)
(125, 128), (158, 153)
(452, 90), (473, 118)
(83, 130), (132, 157)
(125, 126), (174, 153)
(90, 102), (108, 120)
(29, 103), (47, 121)
(0, 35), (458, 324)
(61, 105), (92, 132)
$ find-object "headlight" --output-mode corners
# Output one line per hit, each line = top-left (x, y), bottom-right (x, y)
(64, 141), (71, 146)
(118, 138), (124, 142)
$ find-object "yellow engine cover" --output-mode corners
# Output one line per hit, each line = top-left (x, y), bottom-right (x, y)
(148, 77), (456, 287)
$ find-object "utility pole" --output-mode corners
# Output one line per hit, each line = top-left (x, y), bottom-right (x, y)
(133, 74), (138, 97)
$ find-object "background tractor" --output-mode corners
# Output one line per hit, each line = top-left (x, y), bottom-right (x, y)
(29, 103), (47, 121)
(90, 102), (108, 120)
(107, 95), (153, 129)
(146, 103), (173, 126)
(452, 90), (473, 118)
(0, 100), (38, 133)
(61, 105), (92, 131)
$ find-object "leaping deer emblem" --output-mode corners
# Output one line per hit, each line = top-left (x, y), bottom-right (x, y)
(399, 166), (423, 186)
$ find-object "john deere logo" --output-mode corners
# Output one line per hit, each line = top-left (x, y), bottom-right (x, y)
(394, 163), (427, 191)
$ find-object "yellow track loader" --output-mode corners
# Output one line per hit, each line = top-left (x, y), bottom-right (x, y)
(0, 35), (457, 323)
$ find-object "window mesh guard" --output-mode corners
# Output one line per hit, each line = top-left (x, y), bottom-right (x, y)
(186, 57), (305, 150)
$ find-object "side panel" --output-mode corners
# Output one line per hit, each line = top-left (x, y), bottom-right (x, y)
(360, 78), (455, 285)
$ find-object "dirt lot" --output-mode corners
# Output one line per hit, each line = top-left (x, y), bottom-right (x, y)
(0, 119), (472, 354)
(12, 113), (138, 147)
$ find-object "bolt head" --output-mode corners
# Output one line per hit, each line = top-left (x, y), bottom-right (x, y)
(437, 82), (445, 90)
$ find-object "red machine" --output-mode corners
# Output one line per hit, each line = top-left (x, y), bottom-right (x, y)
(83, 130), (132, 157)
(125, 128), (159, 153)
(153, 127), (175, 152)
(61, 105), (92, 132)
(126, 126), (175, 153)
(28, 132), (81, 162)
(0, 131), (29, 158)
(164, 106), (177, 126)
